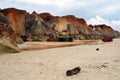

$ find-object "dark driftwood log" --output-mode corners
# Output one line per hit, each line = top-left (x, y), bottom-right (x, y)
(66, 67), (81, 76)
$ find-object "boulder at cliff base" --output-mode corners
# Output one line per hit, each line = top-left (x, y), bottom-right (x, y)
(102, 37), (113, 42)
(0, 39), (21, 53)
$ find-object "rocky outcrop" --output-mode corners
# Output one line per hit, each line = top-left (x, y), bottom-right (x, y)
(0, 12), (21, 53)
(62, 15), (92, 39)
(0, 12), (17, 45)
(0, 7), (120, 52)
(0, 23), (16, 45)
(39, 13), (54, 22)
(25, 11), (54, 41)
(40, 13), (120, 39)
(88, 24), (118, 39)
(0, 8), (120, 41)
(114, 31), (120, 38)
(0, 39), (21, 53)
(39, 14), (77, 37)
(0, 8), (28, 35)
(0, 13), (20, 53)
(0, 8), (55, 42)
(0, 12), (9, 24)
(40, 14), (94, 39)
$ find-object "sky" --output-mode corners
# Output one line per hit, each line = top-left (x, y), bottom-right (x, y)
(0, 0), (120, 31)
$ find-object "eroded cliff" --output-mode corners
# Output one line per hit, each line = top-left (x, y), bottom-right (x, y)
(0, 8), (120, 42)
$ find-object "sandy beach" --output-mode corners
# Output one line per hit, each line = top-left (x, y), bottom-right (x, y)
(0, 39), (120, 80)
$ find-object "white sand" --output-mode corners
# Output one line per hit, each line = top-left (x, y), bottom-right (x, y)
(0, 39), (120, 80)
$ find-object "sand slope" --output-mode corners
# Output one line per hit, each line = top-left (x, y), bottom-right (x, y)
(0, 39), (120, 80)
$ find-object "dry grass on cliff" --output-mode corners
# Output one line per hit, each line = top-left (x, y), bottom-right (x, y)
(18, 40), (98, 51)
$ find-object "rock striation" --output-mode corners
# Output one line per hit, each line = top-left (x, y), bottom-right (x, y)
(88, 24), (120, 38)
(1, 8), (28, 35)
(0, 12), (16, 45)
(40, 13), (120, 39)
(0, 8), (120, 42)
(0, 12), (21, 53)
(25, 11), (54, 41)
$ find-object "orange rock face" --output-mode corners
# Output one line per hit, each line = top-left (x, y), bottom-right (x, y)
(0, 8), (120, 41)
(0, 23), (17, 45)
(62, 15), (87, 25)
(39, 13), (87, 27)
(54, 17), (68, 32)
(39, 12), (120, 39)
(62, 15), (91, 38)
(39, 13), (54, 22)
(1, 8), (29, 35)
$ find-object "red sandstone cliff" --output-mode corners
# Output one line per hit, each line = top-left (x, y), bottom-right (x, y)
(40, 14), (94, 39)
(0, 8), (120, 41)
(88, 24), (117, 38)
(39, 13), (54, 22)
(1, 8), (29, 35)
(25, 11), (55, 41)
(40, 13), (120, 39)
